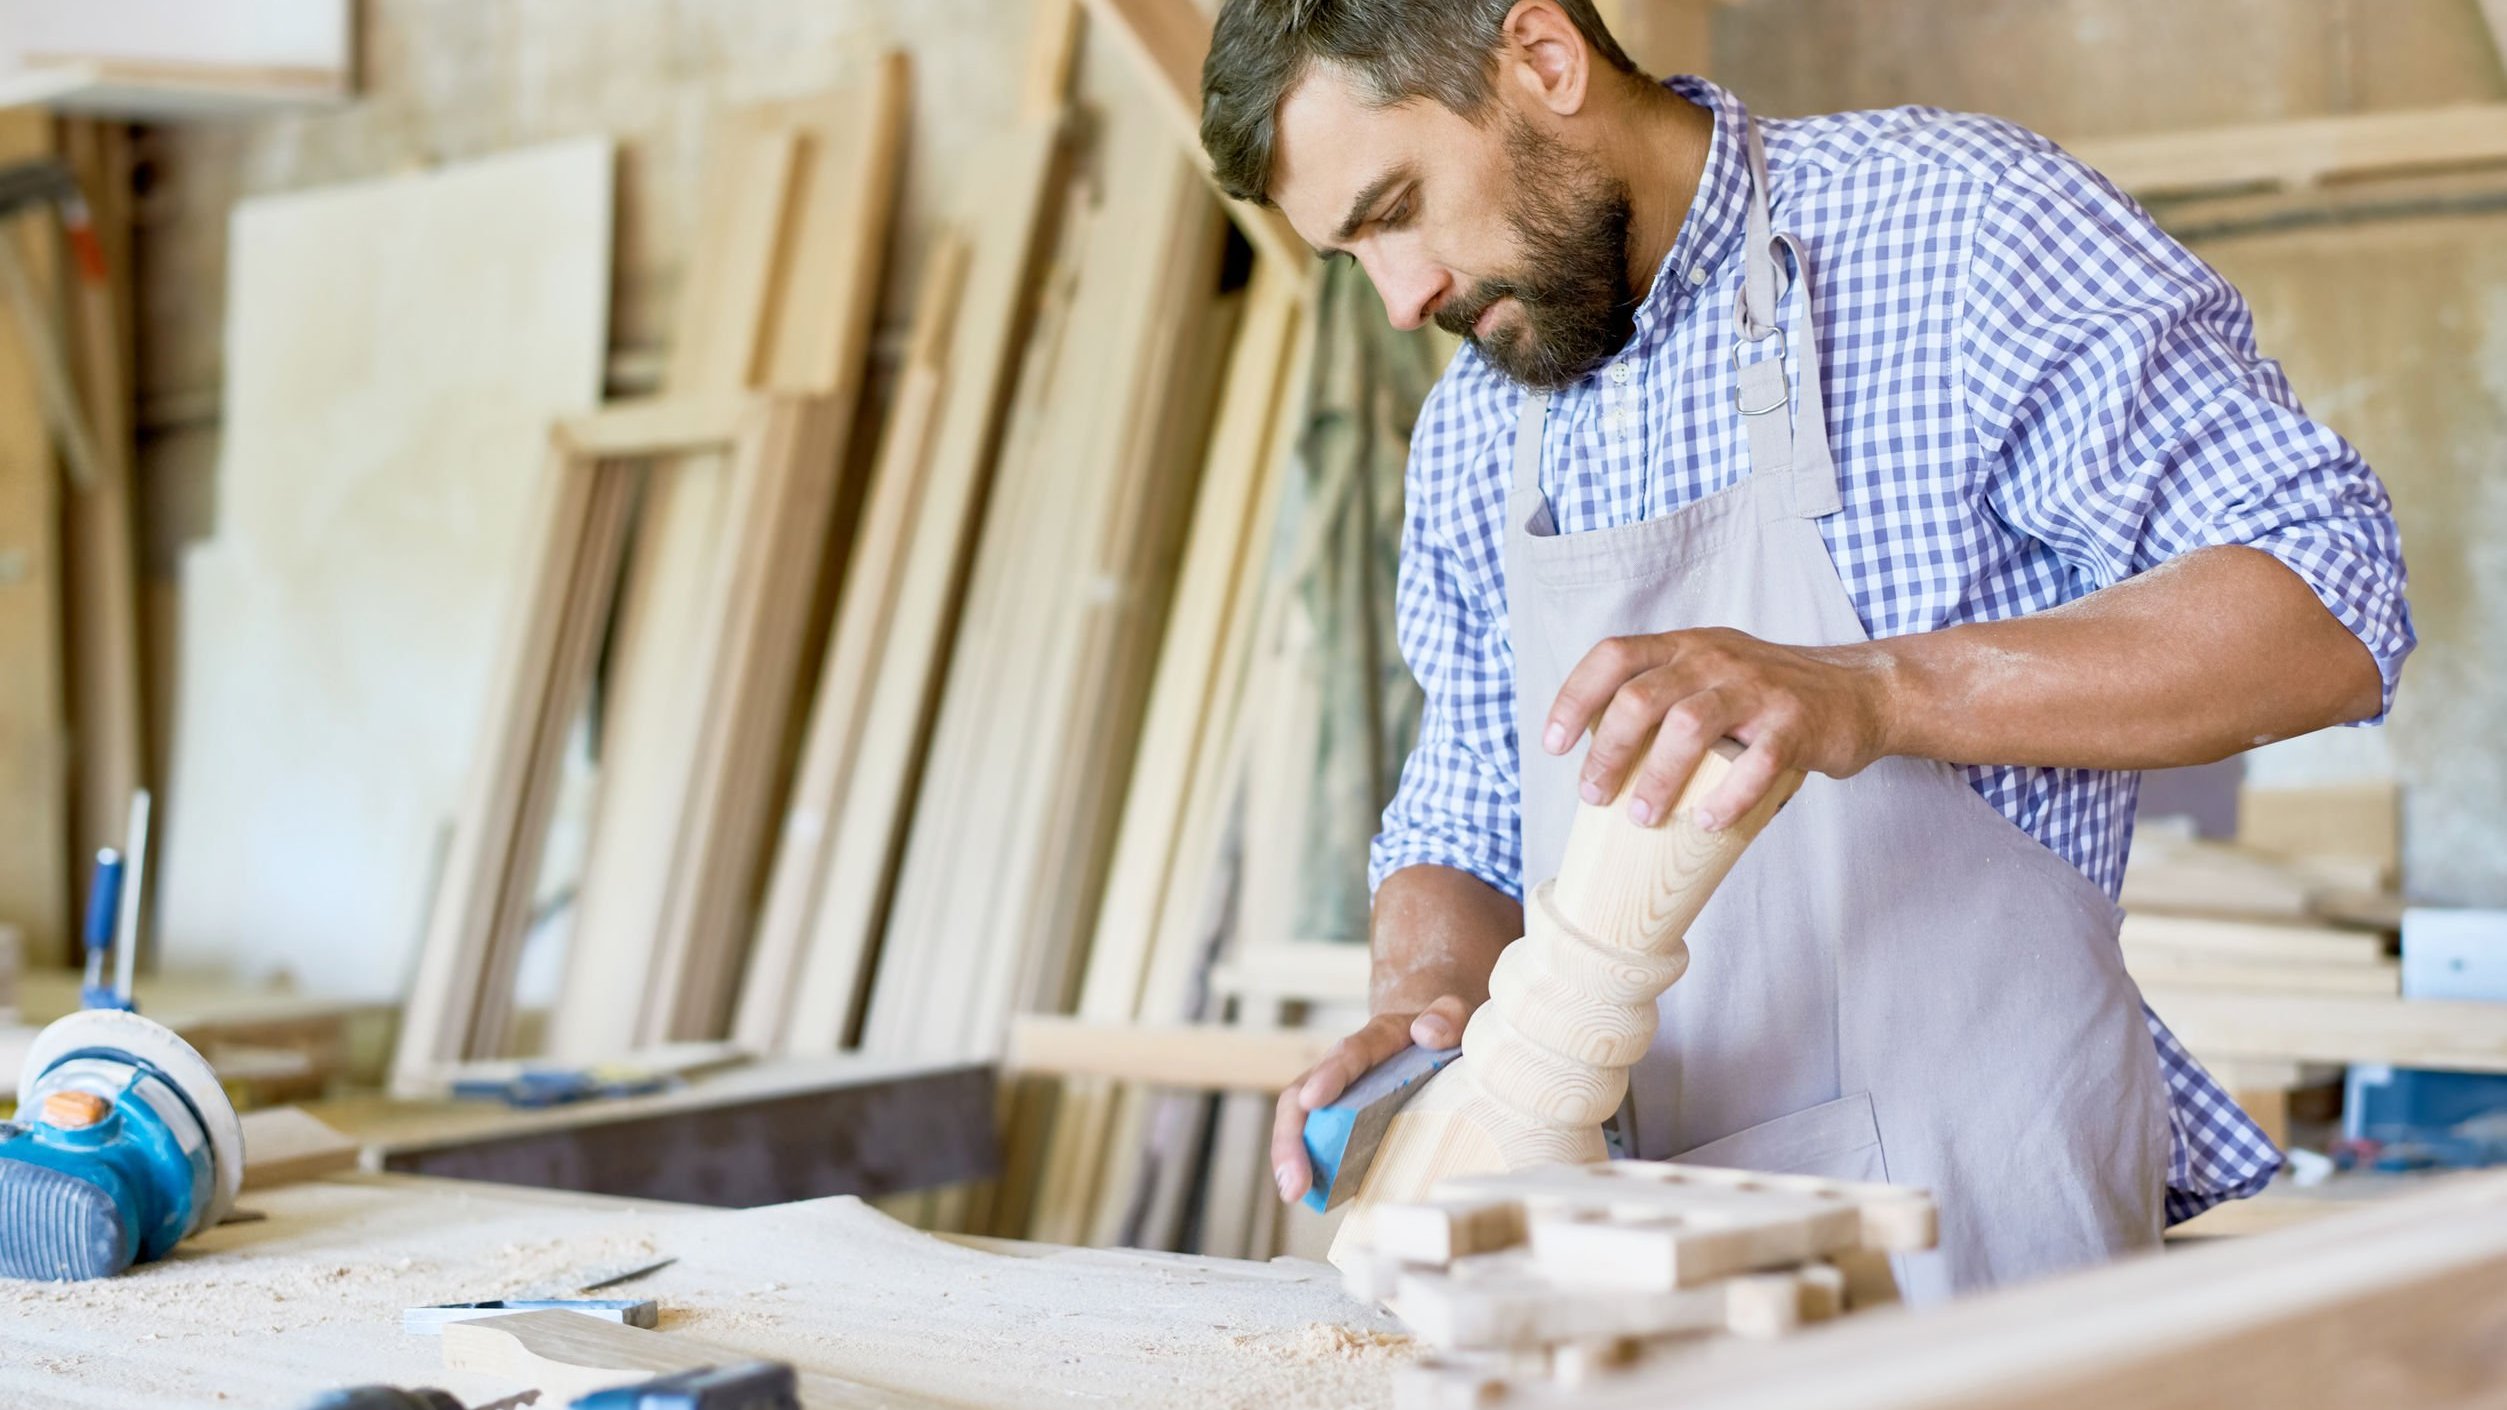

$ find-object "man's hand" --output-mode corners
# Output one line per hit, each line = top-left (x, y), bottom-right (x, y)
(1543, 627), (1897, 832)
(1268, 996), (1473, 1204)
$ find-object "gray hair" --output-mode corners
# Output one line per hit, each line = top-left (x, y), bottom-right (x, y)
(1200, 0), (1641, 207)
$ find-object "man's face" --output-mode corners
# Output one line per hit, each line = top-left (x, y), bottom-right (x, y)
(1270, 65), (1637, 390)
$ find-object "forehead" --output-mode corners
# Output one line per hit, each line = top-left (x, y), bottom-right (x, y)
(1268, 65), (1494, 232)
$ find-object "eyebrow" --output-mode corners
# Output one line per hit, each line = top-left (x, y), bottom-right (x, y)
(1322, 165), (1413, 256)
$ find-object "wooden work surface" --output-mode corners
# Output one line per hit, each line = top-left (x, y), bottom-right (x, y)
(0, 1173), (1412, 1409)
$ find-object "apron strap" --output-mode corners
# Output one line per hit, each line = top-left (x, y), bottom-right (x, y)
(1734, 123), (1843, 520)
(1511, 387), (1551, 497)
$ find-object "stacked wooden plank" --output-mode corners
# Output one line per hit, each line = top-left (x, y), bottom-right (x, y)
(853, 70), (1236, 1074)
(731, 117), (1070, 1057)
(1357, 1159), (1936, 1407)
(549, 62), (911, 1060)
(389, 59), (912, 1092)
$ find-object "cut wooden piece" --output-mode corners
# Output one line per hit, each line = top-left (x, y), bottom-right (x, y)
(2070, 104), (2507, 198)
(861, 84), (1230, 1070)
(1393, 1250), (1732, 1351)
(552, 396), (747, 459)
(739, 119), (1067, 1057)
(2143, 987), (2507, 1073)
(2236, 781), (2400, 884)
(1375, 1198), (1528, 1267)
(440, 1309), (929, 1410)
(237, 1106), (359, 1190)
(1331, 744), (1803, 1269)
(1420, 1170), (2507, 1410)
(161, 139), (612, 1003)
(1076, 0), (1310, 273)
(0, 109), (67, 965)
(1006, 1015), (1330, 1090)
(2118, 913), (2391, 968)
(57, 119), (146, 934)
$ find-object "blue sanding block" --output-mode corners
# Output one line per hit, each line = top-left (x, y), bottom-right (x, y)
(1300, 1043), (1461, 1213)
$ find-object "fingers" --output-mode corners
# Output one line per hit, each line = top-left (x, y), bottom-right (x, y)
(1696, 733), (1789, 833)
(1411, 994), (1472, 1049)
(1543, 636), (1662, 758)
(1620, 689), (1737, 825)
(1271, 1011), (1419, 1203)
(1271, 1085), (1315, 1202)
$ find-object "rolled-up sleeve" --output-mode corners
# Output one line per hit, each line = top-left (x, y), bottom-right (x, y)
(1958, 148), (2415, 716)
(1369, 377), (1526, 901)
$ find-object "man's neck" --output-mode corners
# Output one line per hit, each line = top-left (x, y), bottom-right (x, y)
(1605, 80), (1716, 301)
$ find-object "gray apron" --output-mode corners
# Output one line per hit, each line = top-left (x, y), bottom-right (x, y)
(1501, 123), (2169, 1301)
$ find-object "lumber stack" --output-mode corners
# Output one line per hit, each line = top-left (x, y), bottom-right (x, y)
(1360, 1159), (1935, 1407)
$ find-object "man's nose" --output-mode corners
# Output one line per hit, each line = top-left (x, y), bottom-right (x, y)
(1365, 252), (1447, 333)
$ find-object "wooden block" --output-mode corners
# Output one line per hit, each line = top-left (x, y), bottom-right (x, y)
(1375, 1198), (1529, 1267)
(1394, 1251), (1729, 1351)
(2238, 781), (2400, 883)
(2143, 987), (2507, 1073)
(1526, 1199), (1854, 1292)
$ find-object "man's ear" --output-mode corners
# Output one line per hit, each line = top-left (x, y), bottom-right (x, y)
(1499, 0), (1593, 117)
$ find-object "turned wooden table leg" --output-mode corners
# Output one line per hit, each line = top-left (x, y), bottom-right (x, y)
(1330, 741), (1803, 1269)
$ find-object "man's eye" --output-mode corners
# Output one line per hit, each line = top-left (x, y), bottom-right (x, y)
(1382, 196), (1414, 228)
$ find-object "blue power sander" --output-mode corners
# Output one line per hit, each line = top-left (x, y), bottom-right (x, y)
(0, 1008), (245, 1281)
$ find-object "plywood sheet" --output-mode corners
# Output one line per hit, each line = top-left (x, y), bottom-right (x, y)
(159, 139), (612, 1000)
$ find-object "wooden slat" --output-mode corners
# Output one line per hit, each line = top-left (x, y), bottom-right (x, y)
(1007, 1015), (1331, 1091)
(0, 107), (66, 963)
(2071, 104), (2507, 198)
(58, 118), (146, 931)
(755, 123), (1069, 1056)
(1076, 0), (1310, 273)
(734, 236), (970, 1053)
(2146, 987), (2507, 1073)
(391, 446), (603, 1092)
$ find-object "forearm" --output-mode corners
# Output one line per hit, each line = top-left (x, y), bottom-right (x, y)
(1862, 545), (2383, 771)
(1369, 864), (1523, 1014)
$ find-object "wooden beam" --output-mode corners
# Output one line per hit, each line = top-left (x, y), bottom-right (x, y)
(2484, 0), (2507, 75)
(2071, 103), (2507, 199)
(2145, 986), (2507, 1073)
(1076, 0), (1311, 273)
(1007, 1015), (1333, 1091)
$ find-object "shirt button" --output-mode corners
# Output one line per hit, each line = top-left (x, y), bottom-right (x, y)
(1689, 264), (1710, 286)
(1609, 362), (1631, 385)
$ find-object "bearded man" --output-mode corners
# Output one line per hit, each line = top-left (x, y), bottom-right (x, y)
(1201, 0), (2413, 1297)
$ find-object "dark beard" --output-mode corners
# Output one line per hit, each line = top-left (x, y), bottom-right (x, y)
(1434, 117), (1638, 392)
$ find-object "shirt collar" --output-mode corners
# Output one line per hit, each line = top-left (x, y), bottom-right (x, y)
(1628, 76), (1753, 342)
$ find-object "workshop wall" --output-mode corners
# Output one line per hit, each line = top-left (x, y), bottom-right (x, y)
(1722, 0), (2507, 904)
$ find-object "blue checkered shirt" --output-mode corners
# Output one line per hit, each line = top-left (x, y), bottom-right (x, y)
(1369, 78), (2415, 1220)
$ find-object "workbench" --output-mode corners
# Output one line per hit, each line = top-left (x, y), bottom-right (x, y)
(0, 1172), (1414, 1409)
(8, 1165), (2507, 1408)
